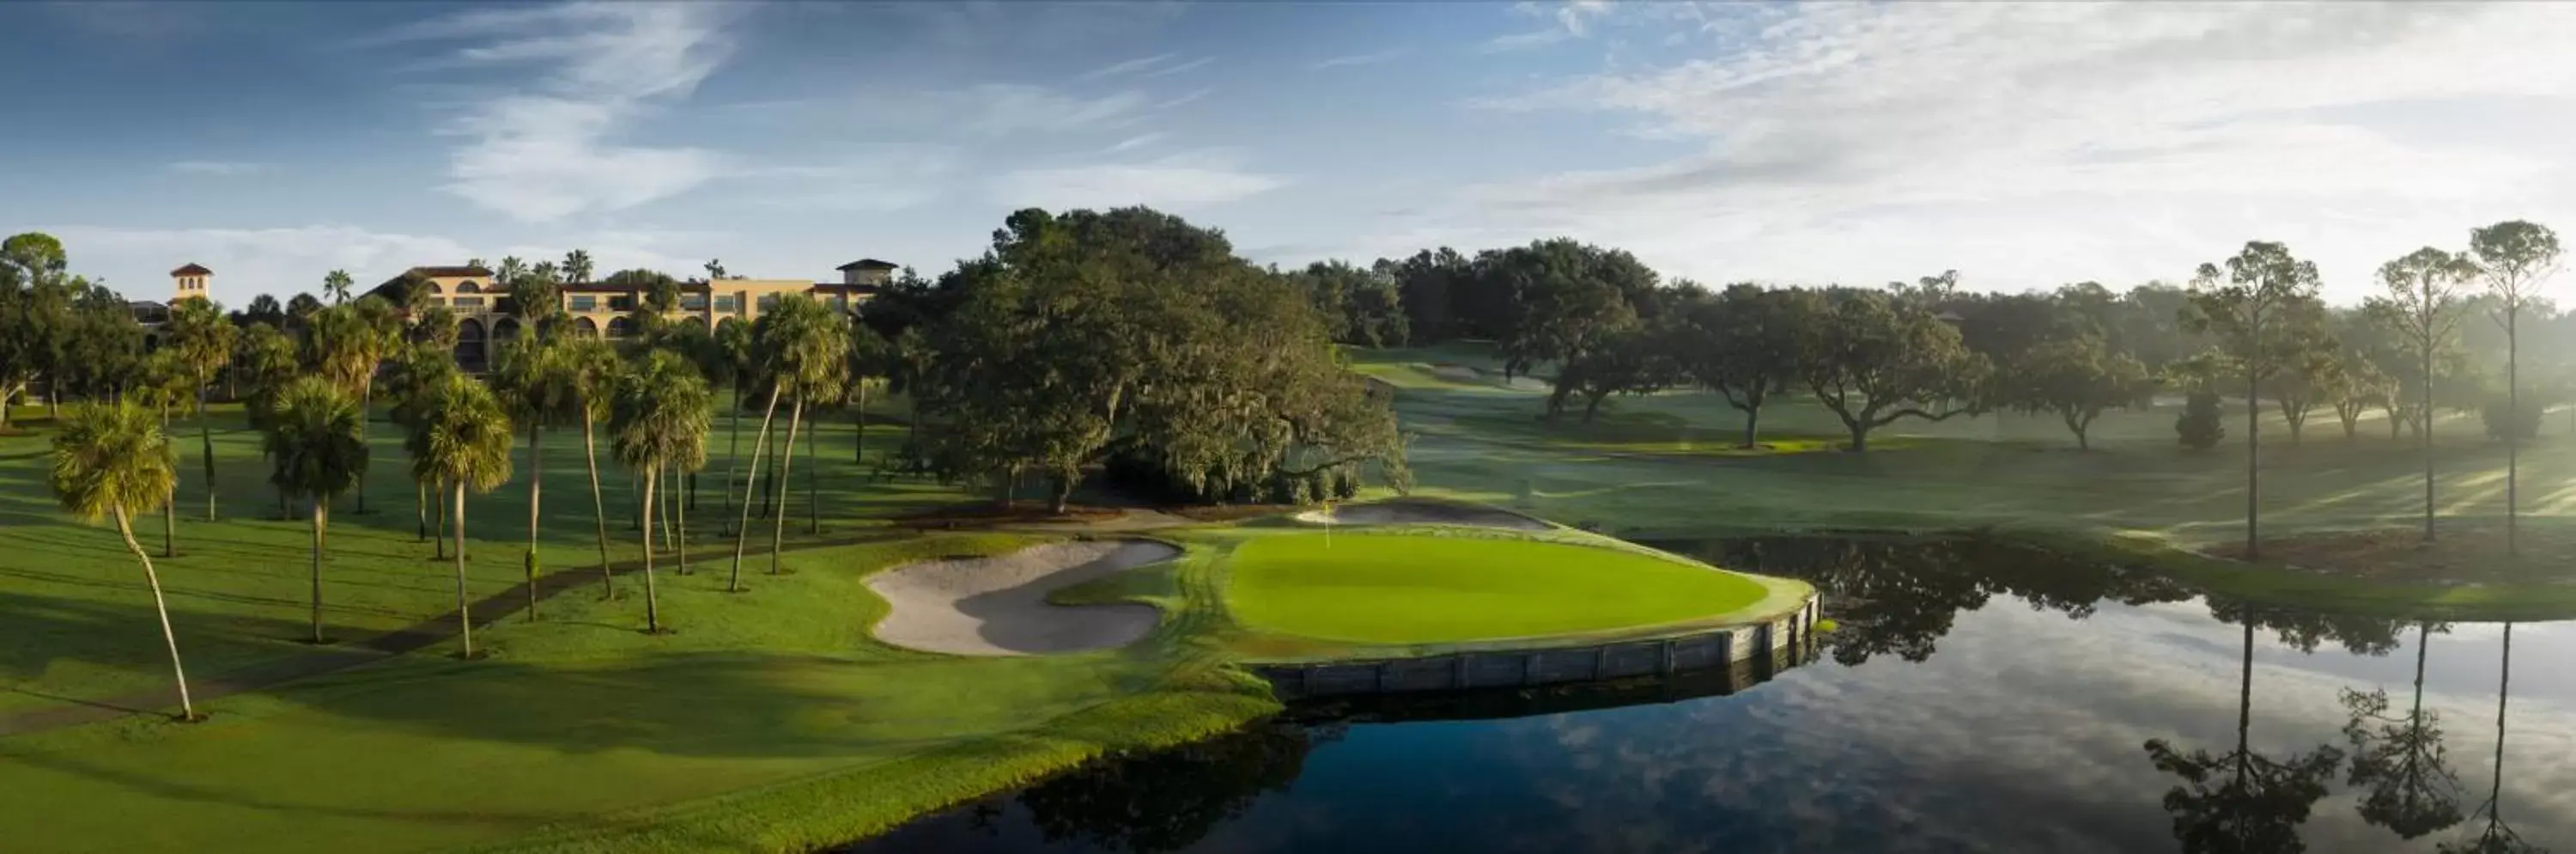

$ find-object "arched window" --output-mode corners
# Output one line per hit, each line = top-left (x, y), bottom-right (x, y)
(456, 281), (482, 294)
(492, 317), (521, 341)
(605, 316), (635, 339)
(425, 283), (444, 295)
(573, 316), (600, 339)
(454, 318), (488, 373)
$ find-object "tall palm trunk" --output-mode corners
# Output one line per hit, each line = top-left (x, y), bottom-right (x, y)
(159, 408), (176, 558)
(581, 408), (613, 598)
(808, 405), (820, 534)
(197, 387), (216, 522)
(113, 505), (195, 720)
(728, 387), (784, 593)
(434, 477), (448, 560)
(659, 461), (677, 556)
(854, 382), (866, 463)
(722, 384), (742, 535)
(641, 469), (662, 632)
(453, 482), (473, 658)
(355, 385), (372, 515)
(525, 423), (543, 621)
(2245, 375), (2261, 558)
(675, 466), (690, 576)
(416, 480), (428, 541)
(309, 497), (328, 644)
(769, 399), (805, 576)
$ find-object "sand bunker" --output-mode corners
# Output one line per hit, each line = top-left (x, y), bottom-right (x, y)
(866, 540), (1181, 656)
(1294, 499), (1552, 531)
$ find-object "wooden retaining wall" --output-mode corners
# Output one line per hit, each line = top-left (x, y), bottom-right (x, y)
(1255, 594), (1821, 701)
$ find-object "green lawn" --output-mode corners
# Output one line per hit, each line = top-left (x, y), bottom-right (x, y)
(1340, 342), (2576, 616)
(1223, 533), (1772, 645)
(0, 405), (1279, 854)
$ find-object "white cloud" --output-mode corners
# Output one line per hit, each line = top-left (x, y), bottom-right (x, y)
(1448, 2), (2576, 300)
(958, 84), (1153, 135)
(1141, 56), (1212, 78)
(1312, 48), (1406, 70)
(1482, 0), (1612, 52)
(1080, 52), (1179, 80)
(990, 150), (1286, 210)
(384, 2), (743, 223)
(1104, 132), (1169, 154)
(165, 161), (271, 177)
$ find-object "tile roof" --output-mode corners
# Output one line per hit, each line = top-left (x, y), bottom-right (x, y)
(835, 259), (898, 271)
(170, 263), (212, 277)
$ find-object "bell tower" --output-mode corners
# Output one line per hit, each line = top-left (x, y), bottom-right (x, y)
(171, 263), (213, 302)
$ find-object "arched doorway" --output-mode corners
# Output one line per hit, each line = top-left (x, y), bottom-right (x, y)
(573, 316), (599, 339)
(492, 316), (521, 342)
(605, 316), (634, 340)
(455, 317), (488, 373)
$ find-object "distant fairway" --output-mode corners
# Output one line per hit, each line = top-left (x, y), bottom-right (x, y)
(1223, 533), (1771, 645)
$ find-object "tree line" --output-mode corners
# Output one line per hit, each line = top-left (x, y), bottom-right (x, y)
(9, 206), (1409, 719)
(1296, 223), (2561, 558)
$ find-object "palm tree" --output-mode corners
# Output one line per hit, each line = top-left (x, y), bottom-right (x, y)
(562, 248), (594, 287)
(263, 377), (368, 644)
(135, 351), (193, 558)
(714, 318), (755, 537)
(611, 350), (712, 632)
(235, 321), (302, 517)
(762, 296), (848, 570)
(167, 297), (236, 522)
(560, 335), (623, 597)
(404, 374), (513, 658)
(323, 269), (354, 305)
(314, 299), (398, 515)
(48, 400), (195, 720)
(386, 343), (459, 550)
(848, 320), (890, 466)
(495, 256), (528, 292)
(492, 335), (574, 619)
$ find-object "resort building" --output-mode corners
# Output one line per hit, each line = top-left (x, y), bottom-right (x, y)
(361, 258), (898, 372)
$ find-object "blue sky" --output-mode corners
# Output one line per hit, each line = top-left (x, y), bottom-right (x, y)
(7, 1), (2576, 307)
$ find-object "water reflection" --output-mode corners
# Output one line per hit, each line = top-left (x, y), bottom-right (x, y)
(2343, 622), (2464, 840)
(2445, 623), (2541, 854)
(2141, 620), (2346, 854)
(983, 719), (1331, 854)
(849, 536), (2567, 854)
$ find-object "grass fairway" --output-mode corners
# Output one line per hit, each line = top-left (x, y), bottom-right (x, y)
(1224, 533), (1771, 645)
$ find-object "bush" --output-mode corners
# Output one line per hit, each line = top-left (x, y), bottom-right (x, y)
(2483, 394), (2543, 441)
(1331, 470), (1360, 501)
(2177, 391), (2226, 450)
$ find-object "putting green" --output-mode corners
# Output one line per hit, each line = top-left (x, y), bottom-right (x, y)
(1222, 533), (1769, 645)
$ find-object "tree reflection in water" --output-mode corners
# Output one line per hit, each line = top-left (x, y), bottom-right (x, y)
(1689, 535), (2197, 666)
(2142, 621), (2346, 854)
(987, 717), (1334, 854)
(2341, 621), (2464, 840)
(2440, 623), (2543, 854)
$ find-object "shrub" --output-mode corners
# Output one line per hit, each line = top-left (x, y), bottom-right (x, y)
(2483, 394), (2543, 441)
(2177, 391), (2226, 450)
(1331, 470), (1360, 501)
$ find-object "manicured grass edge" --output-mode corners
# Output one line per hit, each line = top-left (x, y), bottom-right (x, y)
(1636, 515), (2576, 622)
(455, 686), (1280, 854)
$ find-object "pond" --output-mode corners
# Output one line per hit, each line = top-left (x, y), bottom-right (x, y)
(846, 535), (2573, 854)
